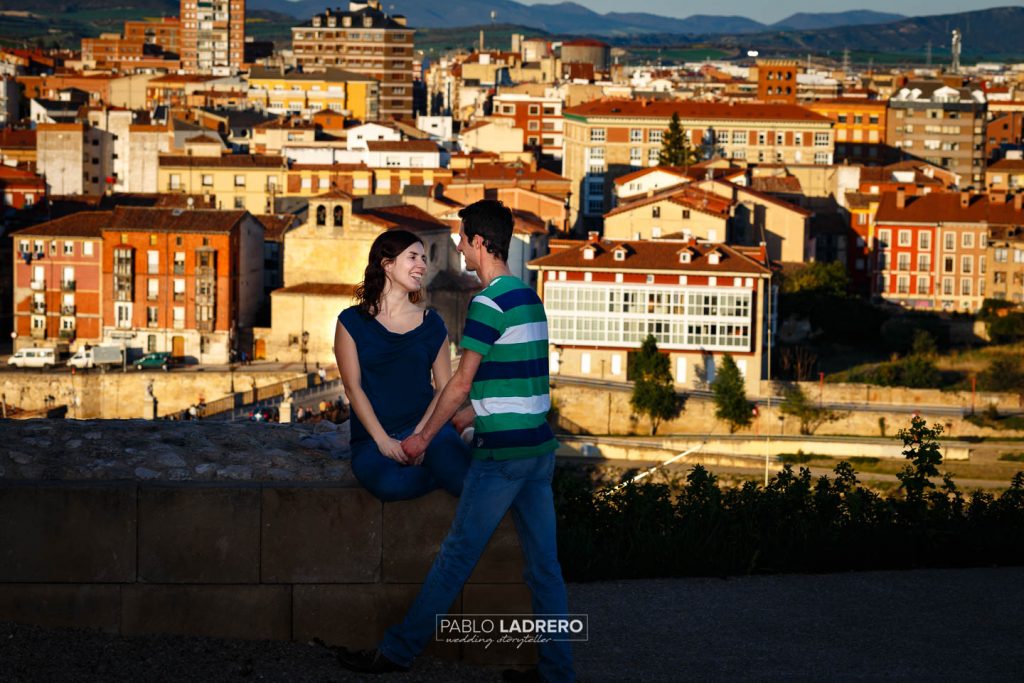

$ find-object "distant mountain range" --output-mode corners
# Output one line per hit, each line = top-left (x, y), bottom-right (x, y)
(247, 0), (904, 36)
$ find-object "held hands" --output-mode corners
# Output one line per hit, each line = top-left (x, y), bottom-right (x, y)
(451, 406), (475, 435)
(401, 432), (429, 465)
(376, 437), (411, 465)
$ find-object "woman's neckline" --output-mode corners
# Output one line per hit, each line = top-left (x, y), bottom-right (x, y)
(372, 307), (428, 336)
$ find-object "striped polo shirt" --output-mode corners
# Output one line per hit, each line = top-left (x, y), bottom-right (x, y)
(459, 275), (558, 460)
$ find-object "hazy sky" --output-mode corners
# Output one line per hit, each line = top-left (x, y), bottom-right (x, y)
(520, 1), (1009, 25)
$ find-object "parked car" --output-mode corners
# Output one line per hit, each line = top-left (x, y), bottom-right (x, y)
(67, 345), (123, 370)
(8, 347), (57, 369)
(134, 352), (172, 371)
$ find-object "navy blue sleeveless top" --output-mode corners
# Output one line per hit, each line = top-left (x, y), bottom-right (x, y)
(338, 306), (448, 444)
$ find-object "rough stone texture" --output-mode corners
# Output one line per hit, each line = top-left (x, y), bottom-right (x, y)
(0, 585), (121, 633)
(121, 585), (291, 641)
(139, 487), (261, 584)
(292, 583), (461, 660)
(0, 484), (137, 582)
(261, 487), (382, 583)
(0, 419), (354, 483)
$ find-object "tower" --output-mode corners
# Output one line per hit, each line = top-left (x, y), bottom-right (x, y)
(179, 0), (245, 75)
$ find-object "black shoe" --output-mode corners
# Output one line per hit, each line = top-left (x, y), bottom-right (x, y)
(336, 647), (410, 674)
(501, 668), (543, 683)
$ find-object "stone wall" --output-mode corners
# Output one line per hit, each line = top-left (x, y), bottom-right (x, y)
(552, 382), (1024, 440)
(2, 370), (307, 419)
(0, 420), (532, 666)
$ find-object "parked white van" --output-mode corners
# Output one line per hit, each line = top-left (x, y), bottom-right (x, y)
(8, 348), (57, 369)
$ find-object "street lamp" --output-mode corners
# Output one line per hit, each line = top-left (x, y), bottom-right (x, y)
(301, 330), (309, 373)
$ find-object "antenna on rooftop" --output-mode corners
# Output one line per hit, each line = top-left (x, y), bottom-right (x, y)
(951, 29), (962, 75)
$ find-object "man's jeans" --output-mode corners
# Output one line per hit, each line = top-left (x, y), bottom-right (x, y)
(379, 452), (575, 683)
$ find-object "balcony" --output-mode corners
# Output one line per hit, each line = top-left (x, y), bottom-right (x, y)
(61, 305), (76, 316)
(31, 301), (46, 314)
(173, 292), (186, 303)
(173, 264), (185, 275)
(30, 326), (45, 339)
(61, 279), (76, 291)
(59, 329), (76, 340)
(30, 280), (45, 291)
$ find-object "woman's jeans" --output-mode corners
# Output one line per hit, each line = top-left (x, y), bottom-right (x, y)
(379, 452), (575, 683)
(350, 423), (471, 501)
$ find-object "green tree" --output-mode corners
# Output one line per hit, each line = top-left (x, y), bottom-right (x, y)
(980, 355), (1024, 392)
(779, 384), (844, 435)
(898, 355), (942, 388)
(910, 329), (937, 357)
(895, 416), (944, 503)
(712, 354), (752, 433)
(657, 112), (700, 168)
(781, 261), (849, 297)
(629, 335), (682, 435)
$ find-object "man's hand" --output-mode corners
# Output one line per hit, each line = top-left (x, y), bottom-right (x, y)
(451, 406), (475, 434)
(401, 432), (429, 462)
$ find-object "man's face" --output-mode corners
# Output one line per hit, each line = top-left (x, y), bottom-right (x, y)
(457, 223), (479, 272)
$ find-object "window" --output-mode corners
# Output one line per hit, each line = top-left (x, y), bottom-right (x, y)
(877, 229), (890, 247)
(960, 279), (971, 296)
(590, 128), (606, 142)
(147, 250), (159, 274)
(962, 232), (974, 248)
(630, 147), (642, 165)
(648, 148), (659, 165)
(898, 230), (911, 247)
(776, 132), (785, 145)
(717, 129), (729, 144)
(173, 306), (185, 329)
(528, 104), (539, 116)
(757, 131), (767, 145)
(814, 132), (830, 146)
(794, 132), (802, 146)
(995, 247), (1008, 262)
(652, 206), (661, 218)
(916, 276), (929, 294)
(897, 275), (909, 294)
(648, 130), (663, 144)
(234, 174), (245, 187)
(918, 232), (931, 250)
(170, 174), (181, 190)
(630, 128), (642, 142)
(961, 256), (972, 274)
(147, 279), (158, 300)
(942, 277), (953, 295)
(917, 254), (930, 272)
(943, 256), (955, 273)
(897, 253), (910, 271)
(732, 130), (746, 144)
(201, 174), (213, 187)
(814, 152), (830, 165)
(944, 232), (955, 250)
(234, 197), (245, 209)
(147, 306), (158, 327)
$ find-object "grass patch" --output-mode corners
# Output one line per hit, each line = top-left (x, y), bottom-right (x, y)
(998, 452), (1024, 462)
(847, 456), (881, 466)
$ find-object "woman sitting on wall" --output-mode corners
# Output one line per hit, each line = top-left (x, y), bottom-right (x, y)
(333, 230), (471, 501)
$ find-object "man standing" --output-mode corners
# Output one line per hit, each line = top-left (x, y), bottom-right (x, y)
(337, 199), (574, 682)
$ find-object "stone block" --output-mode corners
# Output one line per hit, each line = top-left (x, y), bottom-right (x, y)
(293, 583), (460, 660)
(138, 486), (260, 583)
(0, 484), (136, 582)
(261, 487), (381, 583)
(121, 585), (291, 641)
(461, 584), (537, 667)
(0, 584), (120, 633)
(382, 491), (524, 584)
(382, 491), (457, 583)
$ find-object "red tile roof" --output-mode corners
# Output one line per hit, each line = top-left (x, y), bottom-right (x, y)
(274, 282), (359, 296)
(255, 214), (298, 242)
(605, 184), (731, 219)
(360, 204), (451, 233)
(106, 207), (247, 233)
(529, 238), (770, 275)
(988, 158), (1024, 172)
(613, 166), (691, 186)
(12, 211), (111, 238)
(365, 140), (439, 153)
(0, 129), (36, 148)
(750, 175), (803, 194)
(159, 154), (285, 168)
(875, 192), (1024, 225)
(564, 99), (831, 123)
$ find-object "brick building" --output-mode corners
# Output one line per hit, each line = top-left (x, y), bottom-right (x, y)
(179, 0), (245, 75)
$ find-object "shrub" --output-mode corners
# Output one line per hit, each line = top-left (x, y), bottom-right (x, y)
(712, 354), (752, 433)
(979, 355), (1024, 393)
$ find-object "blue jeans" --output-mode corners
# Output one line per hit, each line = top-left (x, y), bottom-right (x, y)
(379, 452), (575, 683)
(350, 424), (470, 502)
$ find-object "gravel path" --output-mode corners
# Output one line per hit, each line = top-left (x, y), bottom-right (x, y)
(3, 567), (1022, 682)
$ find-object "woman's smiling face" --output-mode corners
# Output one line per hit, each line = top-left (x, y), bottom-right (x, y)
(385, 241), (427, 293)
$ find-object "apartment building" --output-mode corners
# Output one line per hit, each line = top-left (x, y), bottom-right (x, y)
(872, 190), (1024, 312)
(492, 91), (564, 158)
(886, 80), (986, 188)
(527, 236), (772, 394)
(158, 153), (287, 213)
(987, 225), (1024, 304)
(985, 157), (1024, 191)
(755, 60), (799, 105)
(0, 166), (46, 211)
(179, 0), (245, 75)
(806, 98), (888, 164)
(36, 123), (115, 196)
(247, 66), (379, 120)
(11, 213), (108, 351)
(562, 99), (833, 229)
(291, 1), (414, 120)
(101, 207), (263, 362)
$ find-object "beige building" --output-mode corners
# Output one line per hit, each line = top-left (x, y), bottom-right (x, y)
(158, 154), (287, 213)
(603, 185), (732, 243)
(985, 157), (1024, 192)
(986, 224), (1024, 305)
(291, 1), (414, 120)
(562, 99), (833, 230)
(179, 0), (245, 75)
(259, 189), (472, 364)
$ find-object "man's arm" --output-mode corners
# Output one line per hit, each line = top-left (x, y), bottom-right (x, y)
(401, 350), (483, 458)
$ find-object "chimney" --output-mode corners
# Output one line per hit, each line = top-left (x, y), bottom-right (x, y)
(960, 191), (970, 209)
(587, 230), (600, 243)
(990, 191), (1007, 205)
(896, 188), (906, 209)
(1015, 193), (1023, 211)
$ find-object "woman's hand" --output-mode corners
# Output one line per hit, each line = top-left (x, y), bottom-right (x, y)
(376, 437), (409, 465)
